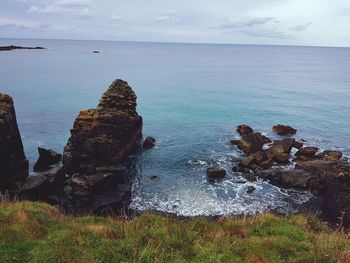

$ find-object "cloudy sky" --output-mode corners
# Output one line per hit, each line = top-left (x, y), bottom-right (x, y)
(1, 0), (350, 47)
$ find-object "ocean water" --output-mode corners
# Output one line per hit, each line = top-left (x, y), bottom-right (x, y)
(1, 38), (350, 216)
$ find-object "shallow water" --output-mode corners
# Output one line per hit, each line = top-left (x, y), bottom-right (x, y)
(0, 38), (349, 216)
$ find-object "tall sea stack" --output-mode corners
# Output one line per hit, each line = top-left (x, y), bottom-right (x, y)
(62, 79), (143, 213)
(0, 93), (28, 190)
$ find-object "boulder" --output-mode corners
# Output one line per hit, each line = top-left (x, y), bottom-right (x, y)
(207, 167), (226, 179)
(274, 153), (290, 164)
(316, 150), (342, 160)
(292, 140), (304, 149)
(266, 138), (295, 157)
(0, 93), (29, 190)
(255, 169), (315, 189)
(143, 136), (156, 149)
(238, 132), (271, 154)
(272, 124), (297, 136)
(236, 125), (253, 136)
(295, 147), (319, 158)
(33, 147), (62, 172)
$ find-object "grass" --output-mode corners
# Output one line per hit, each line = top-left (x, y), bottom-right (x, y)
(0, 200), (349, 262)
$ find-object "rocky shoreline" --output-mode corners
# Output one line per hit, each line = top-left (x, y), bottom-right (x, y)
(1, 80), (350, 227)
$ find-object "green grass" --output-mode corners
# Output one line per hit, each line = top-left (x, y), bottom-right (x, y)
(0, 200), (349, 263)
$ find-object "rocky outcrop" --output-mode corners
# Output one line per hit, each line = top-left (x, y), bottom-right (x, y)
(143, 136), (156, 149)
(61, 79), (143, 213)
(236, 124), (253, 136)
(0, 93), (28, 190)
(33, 147), (62, 172)
(273, 124), (297, 136)
(63, 79), (142, 175)
(231, 124), (350, 226)
(207, 167), (226, 180)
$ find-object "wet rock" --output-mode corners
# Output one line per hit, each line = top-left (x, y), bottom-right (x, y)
(0, 93), (29, 189)
(238, 132), (271, 154)
(274, 153), (290, 164)
(63, 79), (143, 175)
(246, 186), (256, 194)
(295, 159), (349, 178)
(292, 140), (304, 149)
(316, 150), (342, 160)
(266, 139), (295, 156)
(230, 140), (240, 146)
(0, 45), (45, 51)
(239, 155), (256, 168)
(33, 147), (62, 172)
(272, 124), (297, 136)
(207, 167), (226, 179)
(236, 124), (253, 136)
(255, 169), (315, 189)
(295, 147), (319, 158)
(143, 136), (156, 149)
(260, 158), (274, 170)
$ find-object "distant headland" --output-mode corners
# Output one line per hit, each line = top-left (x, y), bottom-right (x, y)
(0, 45), (45, 52)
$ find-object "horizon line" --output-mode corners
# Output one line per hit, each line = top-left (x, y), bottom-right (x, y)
(0, 36), (349, 49)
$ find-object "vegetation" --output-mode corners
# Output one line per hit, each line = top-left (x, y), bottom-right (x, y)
(0, 200), (349, 263)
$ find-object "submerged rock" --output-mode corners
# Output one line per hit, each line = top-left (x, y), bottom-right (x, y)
(207, 167), (226, 179)
(143, 136), (156, 149)
(0, 93), (29, 190)
(246, 186), (256, 194)
(272, 124), (297, 136)
(33, 147), (62, 172)
(295, 147), (319, 158)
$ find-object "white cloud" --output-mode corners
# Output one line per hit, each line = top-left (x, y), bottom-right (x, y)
(220, 16), (278, 29)
(27, 0), (93, 17)
(0, 18), (42, 29)
(110, 14), (123, 21)
(155, 9), (181, 22)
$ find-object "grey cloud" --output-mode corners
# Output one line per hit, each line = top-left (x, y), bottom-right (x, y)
(155, 9), (181, 22)
(27, 0), (93, 17)
(290, 22), (312, 31)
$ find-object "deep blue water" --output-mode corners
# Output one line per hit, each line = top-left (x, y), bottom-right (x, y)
(1, 38), (350, 216)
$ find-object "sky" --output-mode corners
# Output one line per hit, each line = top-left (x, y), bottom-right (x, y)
(1, 0), (350, 47)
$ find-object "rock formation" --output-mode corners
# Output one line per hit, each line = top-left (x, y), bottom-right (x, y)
(273, 124), (297, 136)
(61, 79), (143, 213)
(0, 93), (28, 190)
(33, 147), (62, 172)
(143, 136), (156, 149)
(231, 124), (350, 226)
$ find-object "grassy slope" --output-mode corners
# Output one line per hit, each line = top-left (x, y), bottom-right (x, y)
(0, 201), (349, 263)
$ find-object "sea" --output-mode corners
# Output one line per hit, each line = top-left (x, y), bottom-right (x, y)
(1, 38), (350, 216)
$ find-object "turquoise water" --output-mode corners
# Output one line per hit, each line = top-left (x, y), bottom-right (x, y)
(0, 38), (349, 216)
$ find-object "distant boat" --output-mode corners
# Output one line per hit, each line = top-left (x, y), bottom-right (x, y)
(92, 50), (101, 54)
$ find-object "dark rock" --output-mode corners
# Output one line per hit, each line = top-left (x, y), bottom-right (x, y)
(230, 140), (240, 146)
(238, 132), (271, 154)
(63, 79), (143, 175)
(149, 175), (160, 181)
(323, 176), (350, 227)
(143, 136), (156, 149)
(260, 158), (274, 170)
(19, 175), (51, 198)
(316, 150), (342, 160)
(236, 124), (253, 136)
(0, 45), (45, 52)
(292, 140), (304, 149)
(0, 93), (29, 190)
(33, 147), (62, 172)
(295, 147), (319, 158)
(274, 153), (290, 164)
(272, 124), (297, 136)
(239, 155), (255, 168)
(255, 169), (315, 189)
(295, 159), (349, 178)
(246, 186), (256, 194)
(207, 167), (226, 179)
(267, 139), (295, 156)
